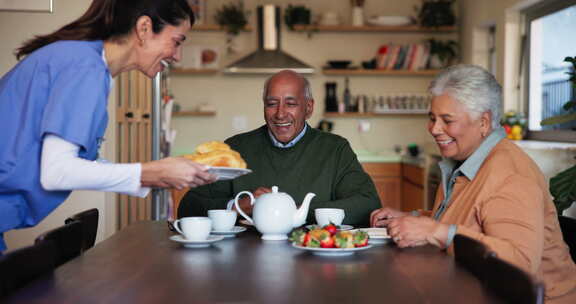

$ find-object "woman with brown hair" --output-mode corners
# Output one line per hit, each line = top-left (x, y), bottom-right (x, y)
(0, 0), (216, 252)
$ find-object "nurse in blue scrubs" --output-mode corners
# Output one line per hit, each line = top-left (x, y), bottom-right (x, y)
(0, 0), (216, 252)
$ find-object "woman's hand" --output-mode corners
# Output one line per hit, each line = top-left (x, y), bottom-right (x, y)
(141, 157), (217, 189)
(387, 216), (450, 248)
(370, 207), (408, 227)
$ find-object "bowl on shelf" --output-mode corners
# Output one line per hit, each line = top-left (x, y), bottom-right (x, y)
(327, 60), (352, 69)
(367, 16), (413, 26)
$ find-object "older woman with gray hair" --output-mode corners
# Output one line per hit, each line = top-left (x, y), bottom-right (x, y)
(370, 64), (576, 303)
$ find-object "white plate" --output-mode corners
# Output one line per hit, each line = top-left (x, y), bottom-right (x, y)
(306, 224), (354, 231)
(211, 226), (247, 238)
(170, 235), (224, 248)
(353, 228), (391, 244)
(292, 243), (373, 257)
(208, 167), (252, 181)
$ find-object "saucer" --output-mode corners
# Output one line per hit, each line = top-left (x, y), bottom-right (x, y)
(353, 228), (391, 244)
(170, 235), (224, 248)
(211, 226), (247, 238)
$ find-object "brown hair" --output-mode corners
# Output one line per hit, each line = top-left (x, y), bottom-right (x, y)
(15, 0), (194, 60)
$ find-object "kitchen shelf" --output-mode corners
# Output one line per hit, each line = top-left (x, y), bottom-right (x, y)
(172, 111), (216, 117)
(191, 24), (252, 31)
(324, 111), (428, 118)
(292, 24), (456, 33)
(323, 69), (441, 76)
(170, 68), (219, 75)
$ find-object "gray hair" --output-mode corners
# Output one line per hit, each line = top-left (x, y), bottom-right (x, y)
(262, 70), (313, 102)
(429, 64), (502, 129)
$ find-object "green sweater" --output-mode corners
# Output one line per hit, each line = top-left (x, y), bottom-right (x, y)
(178, 125), (380, 226)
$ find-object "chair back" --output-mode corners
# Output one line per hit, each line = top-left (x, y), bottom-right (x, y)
(0, 240), (57, 299)
(558, 215), (576, 262)
(454, 234), (545, 304)
(35, 221), (83, 268)
(65, 208), (99, 252)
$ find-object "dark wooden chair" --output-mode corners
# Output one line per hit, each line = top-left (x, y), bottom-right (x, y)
(454, 234), (545, 304)
(35, 221), (83, 268)
(65, 208), (99, 252)
(558, 215), (576, 262)
(0, 240), (57, 299)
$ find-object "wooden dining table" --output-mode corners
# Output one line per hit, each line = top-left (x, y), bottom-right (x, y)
(6, 221), (502, 304)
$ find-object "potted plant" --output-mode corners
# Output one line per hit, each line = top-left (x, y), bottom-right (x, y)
(215, 1), (249, 35)
(417, 0), (456, 28)
(541, 56), (576, 214)
(284, 5), (311, 30)
(427, 39), (458, 69)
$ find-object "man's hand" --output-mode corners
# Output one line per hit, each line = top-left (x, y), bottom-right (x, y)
(235, 187), (272, 215)
(370, 207), (408, 227)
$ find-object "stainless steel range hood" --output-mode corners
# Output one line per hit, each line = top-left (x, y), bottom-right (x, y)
(224, 5), (314, 74)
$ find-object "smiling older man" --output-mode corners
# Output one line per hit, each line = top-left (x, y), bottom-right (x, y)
(178, 70), (380, 226)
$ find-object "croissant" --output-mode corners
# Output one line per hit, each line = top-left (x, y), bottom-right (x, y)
(183, 141), (247, 169)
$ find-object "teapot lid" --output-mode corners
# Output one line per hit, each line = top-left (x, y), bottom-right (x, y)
(272, 186), (278, 193)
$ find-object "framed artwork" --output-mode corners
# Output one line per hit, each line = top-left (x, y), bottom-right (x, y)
(187, 0), (206, 25)
(0, 0), (53, 12)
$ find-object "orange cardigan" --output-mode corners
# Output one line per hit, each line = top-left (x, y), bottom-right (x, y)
(432, 139), (576, 303)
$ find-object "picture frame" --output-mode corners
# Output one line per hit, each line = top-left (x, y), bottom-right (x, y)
(0, 0), (53, 12)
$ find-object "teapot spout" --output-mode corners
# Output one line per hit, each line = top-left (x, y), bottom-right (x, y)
(293, 192), (316, 227)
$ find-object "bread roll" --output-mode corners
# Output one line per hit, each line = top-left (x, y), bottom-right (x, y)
(185, 150), (247, 169)
(195, 141), (231, 154)
(183, 141), (247, 169)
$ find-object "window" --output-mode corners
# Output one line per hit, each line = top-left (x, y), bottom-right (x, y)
(524, 0), (576, 142)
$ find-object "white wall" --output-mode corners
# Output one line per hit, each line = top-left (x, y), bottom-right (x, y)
(170, 0), (451, 156)
(0, 0), (117, 251)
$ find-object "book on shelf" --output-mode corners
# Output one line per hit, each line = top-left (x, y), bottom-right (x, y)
(372, 42), (431, 71)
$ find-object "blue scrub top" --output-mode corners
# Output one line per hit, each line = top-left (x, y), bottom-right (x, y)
(0, 40), (111, 251)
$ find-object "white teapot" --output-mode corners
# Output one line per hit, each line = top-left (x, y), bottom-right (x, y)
(234, 186), (315, 240)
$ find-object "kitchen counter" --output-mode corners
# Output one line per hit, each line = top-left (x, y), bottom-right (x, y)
(355, 150), (426, 168)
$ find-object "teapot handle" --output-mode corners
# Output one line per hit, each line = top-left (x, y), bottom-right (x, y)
(234, 191), (254, 225)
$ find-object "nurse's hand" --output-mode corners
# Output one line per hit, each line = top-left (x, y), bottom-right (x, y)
(370, 207), (408, 227)
(141, 157), (217, 189)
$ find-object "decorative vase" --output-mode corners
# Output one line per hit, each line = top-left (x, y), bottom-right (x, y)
(352, 6), (364, 26)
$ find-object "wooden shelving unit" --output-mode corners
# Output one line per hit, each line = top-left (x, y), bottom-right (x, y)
(292, 24), (456, 33)
(191, 24), (252, 31)
(322, 69), (441, 76)
(324, 111), (428, 118)
(170, 68), (219, 75)
(172, 111), (216, 117)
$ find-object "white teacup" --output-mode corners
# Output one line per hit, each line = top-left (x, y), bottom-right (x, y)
(208, 209), (237, 231)
(315, 208), (345, 226)
(173, 217), (212, 240)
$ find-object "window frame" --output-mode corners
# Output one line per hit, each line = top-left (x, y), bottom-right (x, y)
(522, 0), (576, 142)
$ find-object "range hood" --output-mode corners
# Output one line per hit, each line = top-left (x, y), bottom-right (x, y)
(224, 5), (314, 74)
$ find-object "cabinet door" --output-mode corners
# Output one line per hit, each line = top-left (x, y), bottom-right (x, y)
(361, 163), (402, 209)
(372, 176), (402, 210)
(401, 180), (424, 212)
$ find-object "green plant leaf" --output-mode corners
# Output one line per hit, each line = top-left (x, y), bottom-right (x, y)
(540, 112), (576, 126)
(563, 101), (576, 111)
(550, 165), (576, 214)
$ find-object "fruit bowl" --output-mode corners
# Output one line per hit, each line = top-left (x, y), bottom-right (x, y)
(327, 60), (352, 69)
(292, 243), (373, 256)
